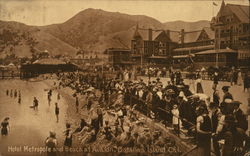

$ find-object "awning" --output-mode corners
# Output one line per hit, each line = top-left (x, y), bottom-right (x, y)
(173, 45), (214, 52)
(195, 48), (237, 55)
(148, 56), (168, 59)
(33, 58), (66, 65)
(173, 54), (195, 59)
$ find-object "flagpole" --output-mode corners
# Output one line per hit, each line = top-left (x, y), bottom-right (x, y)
(213, 3), (214, 17)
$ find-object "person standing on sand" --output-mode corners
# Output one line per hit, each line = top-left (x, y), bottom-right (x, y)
(32, 97), (39, 110)
(55, 103), (59, 123)
(18, 90), (21, 104)
(6, 89), (9, 96)
(48, 90), (52, 107)
(63, 123), (73, 152)
(57, 93), (60, 101)
(1, 117), (10, 136)
(14, 89), (17, 98)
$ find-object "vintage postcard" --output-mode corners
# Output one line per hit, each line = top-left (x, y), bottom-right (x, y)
(0, 0), (249, 156)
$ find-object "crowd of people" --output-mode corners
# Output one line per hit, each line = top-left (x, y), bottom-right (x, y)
(52, 72), (183, 156)
(134, 66), (250, 92)
(51, 69), (249, 156)
(1, 67), (249, 156)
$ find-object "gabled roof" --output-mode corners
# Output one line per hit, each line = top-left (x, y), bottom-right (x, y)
(216, 1), (249, 23)
(203, 27), (215, 40)
(134, 28), (172, 42)
(227, 4), (249, 23)
(152, 31), (163, 40)
(137, 29), (149, 40)
(154, 30), (172, 42)
(169, 31), (179, 43)
(133, 24), (142, 39)
(184, 31), (201, 43)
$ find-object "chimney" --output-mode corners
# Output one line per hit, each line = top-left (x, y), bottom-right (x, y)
(179, 29), (185, 45)
(166, 30), (170, 38)
(148, 28), (152, 41)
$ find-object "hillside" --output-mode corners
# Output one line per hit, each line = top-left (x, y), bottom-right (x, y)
(0, 20), (77, 58)
(163, 20), (210, 31)
(0, 9), (212, 58)
(41, 8), (164, 51)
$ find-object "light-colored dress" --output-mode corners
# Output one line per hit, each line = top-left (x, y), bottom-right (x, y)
(171, 108), (179, 125)
(237, 71), (243, 85)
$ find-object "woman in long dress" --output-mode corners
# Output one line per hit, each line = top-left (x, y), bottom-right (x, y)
(237, 70), (243, 86)
(196, 74), (204, 93)
(1, 117), (10, 136)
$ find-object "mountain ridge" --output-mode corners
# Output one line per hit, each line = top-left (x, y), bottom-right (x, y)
(0, 8), (211, 58)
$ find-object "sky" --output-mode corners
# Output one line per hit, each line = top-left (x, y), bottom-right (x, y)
(0, 0), (249, 26)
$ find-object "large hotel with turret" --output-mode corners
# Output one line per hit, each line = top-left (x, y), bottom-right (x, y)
(108, 1), (249, 69)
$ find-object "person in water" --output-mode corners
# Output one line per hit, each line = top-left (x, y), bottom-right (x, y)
(1, 117), (10, 136)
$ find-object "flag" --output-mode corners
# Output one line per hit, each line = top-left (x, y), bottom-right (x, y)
(213, 2), (218, 6)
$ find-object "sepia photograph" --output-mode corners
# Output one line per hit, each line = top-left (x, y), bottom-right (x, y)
(0, 0), (249, 155)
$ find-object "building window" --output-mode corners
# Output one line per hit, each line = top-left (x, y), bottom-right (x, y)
(162, 50), (166, 55)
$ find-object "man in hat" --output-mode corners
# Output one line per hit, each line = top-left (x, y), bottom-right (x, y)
(219, 115), (235, 156)
(222, 86), (233, 102)
(169, 71), (175, 84)
(209, 102), (222, 156)
(196, 105), (212, 156)
(178, 94), (194, 130)
(212, 86), (220, 107)
(233, 101), (248, 131)
(213, 72), (219, 90)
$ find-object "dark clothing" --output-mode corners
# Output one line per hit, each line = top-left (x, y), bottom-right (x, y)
(196, 82), (204, 93)
(197, 115), (212, 156)
(74, 120), (87, 133)
(45, 137), (57, 156)
(213, 75), (219, 84)
(222, 131), (234, 156)
(103, 126), (112, 140)
(1, 121), (9, 135)
(211, 110), (220, 133)
(55, 107), (59, 115)
(179, 100), (196, 128)
(64, 129), (72, 147)
(34, 99), (38, 107)
(223, 92), (233, 102)
(211, 109), (221, 156)
(213, 92), (220, 107)
(219, 128), (247, 156)
(243, 75), (249, 90)
(234, 109), (248, 131)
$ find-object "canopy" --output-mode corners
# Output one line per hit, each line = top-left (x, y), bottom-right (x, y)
(173, 45), (214, 52)
(195, 48), (237, 55)
(148, 56), (168, 59)
(173, 54), (195, 59)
